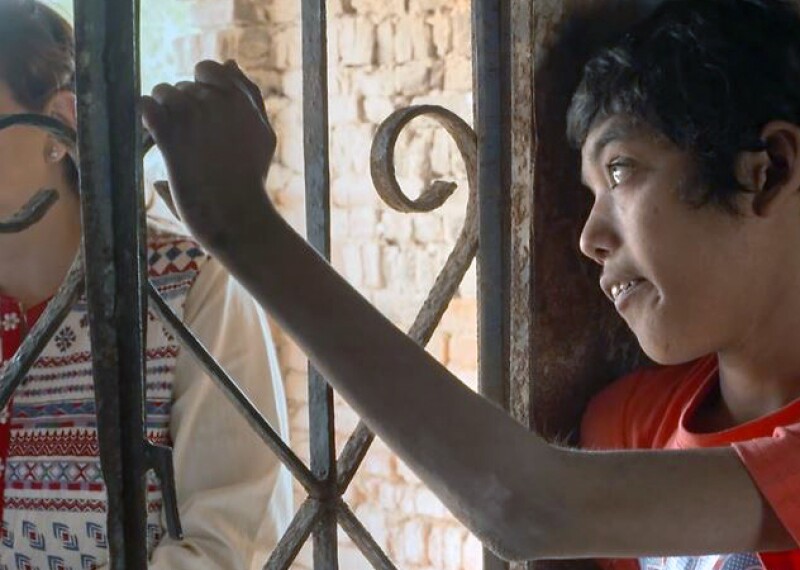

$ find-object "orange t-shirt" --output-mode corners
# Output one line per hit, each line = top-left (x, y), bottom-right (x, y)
(581, 355), (800, 570)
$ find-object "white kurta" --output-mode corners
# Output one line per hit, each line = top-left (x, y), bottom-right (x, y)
(0, 233), (293, 570)
(145, 257), (294, 570)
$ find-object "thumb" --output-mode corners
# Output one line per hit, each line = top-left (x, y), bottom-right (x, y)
(140, 96), (170, 144)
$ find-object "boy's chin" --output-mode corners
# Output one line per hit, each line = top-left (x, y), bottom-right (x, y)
(636, 335), (709, 367)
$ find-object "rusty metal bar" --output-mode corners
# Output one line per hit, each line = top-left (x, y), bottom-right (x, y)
(473, 0), (511, 425)
(526, 0), (658, 435)
(147, 283), (322, 495)
(473, 0), (512, 568)
(0, 113), (76, 142)
(301, 0), (339, 567)
(0, 114), (75, 232)
(0, 252), (84, 407)
(74, 0), (149, 566)
(337, 106), (479, 494)
(0, 189), (59, 233)
(145, 442), (183, 540)
(264, 498), (324, 570)
(336, 500), (398, 570)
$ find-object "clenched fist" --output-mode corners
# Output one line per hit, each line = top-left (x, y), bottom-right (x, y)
(141, 60), (277, 249)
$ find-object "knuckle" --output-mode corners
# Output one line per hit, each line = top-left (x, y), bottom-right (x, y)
(194, 60), (216, 73)
(196, 59), (225, 77)
(151, 82), (171, 95)
(151, 84), (176, 103)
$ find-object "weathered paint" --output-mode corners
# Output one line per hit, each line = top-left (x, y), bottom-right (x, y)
(74, 0), (150, 566)
(301, 0), (340, 566)
(473, 0), (512, 567)
(519, 2), (664, 569)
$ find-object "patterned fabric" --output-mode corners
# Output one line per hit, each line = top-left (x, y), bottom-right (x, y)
(641, 553), (764, 570)
(0, 233), (208, 569)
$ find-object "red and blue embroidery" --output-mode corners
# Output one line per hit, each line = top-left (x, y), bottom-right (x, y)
(0, 234), (208, 568)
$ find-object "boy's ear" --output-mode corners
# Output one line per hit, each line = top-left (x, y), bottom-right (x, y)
(735, 121), (800, 217)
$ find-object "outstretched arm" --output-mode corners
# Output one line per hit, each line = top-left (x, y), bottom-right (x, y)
(140, 60), (794, 561)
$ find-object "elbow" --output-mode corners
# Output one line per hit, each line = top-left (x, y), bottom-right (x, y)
(475, 516), (567, 562)
(482, 451), (584, 561)
(471, 485), (575, 562)
(483, 536), (542, 563)
(467, 523), (537, 563)
(437, 443), (584, 561)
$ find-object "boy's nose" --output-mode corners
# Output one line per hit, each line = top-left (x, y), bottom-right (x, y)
(579, 200), (619, 265)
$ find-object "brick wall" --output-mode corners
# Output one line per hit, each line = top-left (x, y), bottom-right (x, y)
(139, 0), (480, 567)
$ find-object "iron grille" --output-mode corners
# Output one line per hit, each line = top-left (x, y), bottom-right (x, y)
(0, 0), (512, 568)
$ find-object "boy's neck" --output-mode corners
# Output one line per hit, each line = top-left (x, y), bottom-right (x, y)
(694, 372), (798, 433)
(716, 305), (800, 427)
(0, 190), (81, 309)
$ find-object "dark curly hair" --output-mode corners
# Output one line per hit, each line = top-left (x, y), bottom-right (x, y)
(567, 0), (800, 211)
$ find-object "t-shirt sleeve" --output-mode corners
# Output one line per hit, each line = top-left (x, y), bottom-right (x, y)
(734, 425), (800, 545)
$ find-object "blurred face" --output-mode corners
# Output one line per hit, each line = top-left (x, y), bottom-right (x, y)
(579, 116), (779, 365)
(0, 80), (57, 220)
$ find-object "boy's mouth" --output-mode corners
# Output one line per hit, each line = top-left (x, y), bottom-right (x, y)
(610, 279), (646, 310)
(610, 279), (642, 302)
(600, 274), (646, 305)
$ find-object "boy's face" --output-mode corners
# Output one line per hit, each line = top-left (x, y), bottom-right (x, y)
(579, 115), (782, 365)
(0, 81), (52, 220)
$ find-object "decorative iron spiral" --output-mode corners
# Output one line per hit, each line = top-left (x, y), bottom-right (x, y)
(0, 114), (76, 233)
(335, 105), (480, 499)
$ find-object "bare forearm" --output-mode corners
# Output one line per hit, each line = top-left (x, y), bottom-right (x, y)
(147, 61), (795, 561)
(206, 196), (793, 560)
(206, 197), (569, 559)
(555, 447), (792, 559)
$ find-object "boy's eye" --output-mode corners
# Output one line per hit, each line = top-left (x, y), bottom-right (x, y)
(607, 161), (634, 188)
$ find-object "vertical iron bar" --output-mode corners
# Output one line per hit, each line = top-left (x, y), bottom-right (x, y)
(301, 0), (339, 568)
(74, 0), (149, 567)
(473, 0), (512, 569)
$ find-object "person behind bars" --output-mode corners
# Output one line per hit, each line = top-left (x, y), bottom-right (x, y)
(0, 1), (293, 568)
(145, 0), (800, 568)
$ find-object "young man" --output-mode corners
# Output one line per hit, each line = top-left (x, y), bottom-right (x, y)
(143, 0), (800, 567)
(571, 2), (800, 568)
